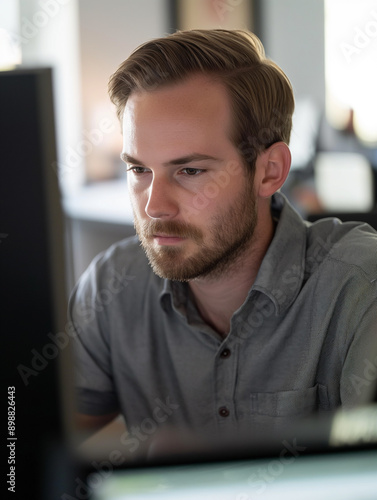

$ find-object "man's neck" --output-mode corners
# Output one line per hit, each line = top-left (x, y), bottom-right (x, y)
(188, 209), (275, 338)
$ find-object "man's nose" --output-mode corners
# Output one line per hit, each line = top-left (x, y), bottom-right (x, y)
(145, 177), (179, 219)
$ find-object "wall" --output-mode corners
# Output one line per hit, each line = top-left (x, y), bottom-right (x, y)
(259, 0), (325, 108)
(19, 0), (85, 195)
(78, 0), (168, 181)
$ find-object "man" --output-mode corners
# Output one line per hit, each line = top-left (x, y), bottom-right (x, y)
(70, 30), (377, 441)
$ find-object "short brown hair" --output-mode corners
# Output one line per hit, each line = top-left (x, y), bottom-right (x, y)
(108, 29), (294, 170)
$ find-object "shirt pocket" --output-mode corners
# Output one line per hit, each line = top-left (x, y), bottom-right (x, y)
(250, 384), (329, 418)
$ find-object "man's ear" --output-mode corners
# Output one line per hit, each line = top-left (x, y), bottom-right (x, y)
(256, 142), (291, 198)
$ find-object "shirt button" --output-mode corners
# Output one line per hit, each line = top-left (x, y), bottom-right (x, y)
(220, 348), (231, 359)
(218, 406), (230, 418)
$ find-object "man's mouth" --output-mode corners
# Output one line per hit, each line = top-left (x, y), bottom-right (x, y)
(152, 233), (186, 245)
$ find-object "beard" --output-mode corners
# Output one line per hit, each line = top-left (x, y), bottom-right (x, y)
(133, 179), (258, 282)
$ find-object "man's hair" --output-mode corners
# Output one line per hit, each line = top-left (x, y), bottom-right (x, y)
(108, 29), (294, 170)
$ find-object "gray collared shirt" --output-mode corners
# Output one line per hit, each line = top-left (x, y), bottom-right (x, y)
(70, 193), (377, 436)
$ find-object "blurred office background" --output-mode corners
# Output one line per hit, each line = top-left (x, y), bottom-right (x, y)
(1, 0), (377, 291)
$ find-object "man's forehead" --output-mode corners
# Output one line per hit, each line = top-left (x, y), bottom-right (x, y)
(124, 74), (228, 111)
(122, 78), (232, 138)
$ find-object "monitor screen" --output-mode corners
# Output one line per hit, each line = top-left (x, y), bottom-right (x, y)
(90, 448), (377, 500)
(0, 66), (74, 499)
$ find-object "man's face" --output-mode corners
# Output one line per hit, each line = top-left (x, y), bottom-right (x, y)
(121, 74), (258, 281)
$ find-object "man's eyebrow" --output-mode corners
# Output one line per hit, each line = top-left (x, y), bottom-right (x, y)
(120, 153), (143, 165)
(120, 152), (219, 166)
(166, 154), (219, 166)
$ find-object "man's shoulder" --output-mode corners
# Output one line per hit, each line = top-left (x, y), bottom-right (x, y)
(75, 235), (155, 295)
(97, 234), (147, 267)
(307, 218), (377, 281)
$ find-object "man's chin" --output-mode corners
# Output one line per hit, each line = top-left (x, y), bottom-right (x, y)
(143, 246), (191, 281)
(153, 270), (192, 282)
(147, 253), (221, 282)
(149, 263), (192, 282)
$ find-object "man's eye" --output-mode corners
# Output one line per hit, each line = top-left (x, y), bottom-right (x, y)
(127, 166), (147, 174)
(182, 168), (204, 176)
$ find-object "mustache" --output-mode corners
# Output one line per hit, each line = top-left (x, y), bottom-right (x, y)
(138, 220), (203, 242)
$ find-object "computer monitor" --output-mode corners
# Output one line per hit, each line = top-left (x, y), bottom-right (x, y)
(90, 448), (377, 500)
(0, 67), (76, 499)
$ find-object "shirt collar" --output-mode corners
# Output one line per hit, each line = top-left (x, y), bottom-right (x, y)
(160, 192), (307, 316)
(160, 279), (188, 316)
(251, 192), (307, 315)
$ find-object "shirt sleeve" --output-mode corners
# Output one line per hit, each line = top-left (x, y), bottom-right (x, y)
(340, 285), (377, 407)
(68, 259), (120, 416)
